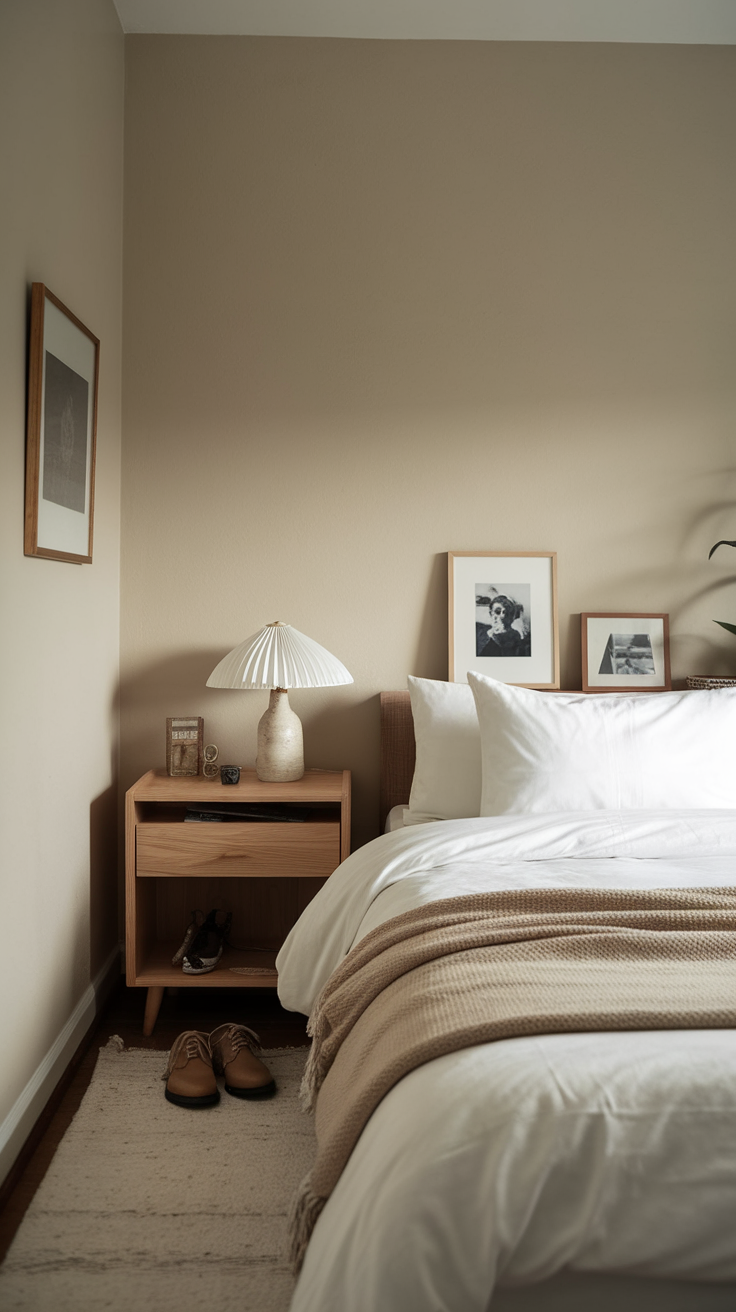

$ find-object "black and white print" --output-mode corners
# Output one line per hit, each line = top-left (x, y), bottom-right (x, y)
(475, 584), (531, 658)
(598, 633), (656, 677)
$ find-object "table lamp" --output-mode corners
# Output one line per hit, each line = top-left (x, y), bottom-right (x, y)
(206, 621), (353, 782)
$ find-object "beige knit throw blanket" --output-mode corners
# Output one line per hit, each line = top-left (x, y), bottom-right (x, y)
(289, 885), (736, 1271)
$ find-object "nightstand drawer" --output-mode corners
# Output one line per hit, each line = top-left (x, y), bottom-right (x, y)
(136, 821), (340, 879)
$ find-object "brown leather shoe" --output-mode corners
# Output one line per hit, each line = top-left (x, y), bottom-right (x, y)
(209, 1023), (276, 1099)
(163, 1030), (220, 1108)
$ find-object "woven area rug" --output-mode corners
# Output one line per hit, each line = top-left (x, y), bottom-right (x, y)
(0, 1038), (315, 1312)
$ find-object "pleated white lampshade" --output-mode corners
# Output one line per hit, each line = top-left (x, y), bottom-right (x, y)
(206, 622), (353, 691)
(206, 622), (352, 783)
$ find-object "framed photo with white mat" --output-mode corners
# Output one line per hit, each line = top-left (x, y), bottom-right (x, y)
(448, 551), (559, 688)
(582, 612), (671, 693)
(24, 283), (99, 563)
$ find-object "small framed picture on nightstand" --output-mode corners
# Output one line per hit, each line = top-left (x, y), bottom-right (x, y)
(166, 716), (204, 775)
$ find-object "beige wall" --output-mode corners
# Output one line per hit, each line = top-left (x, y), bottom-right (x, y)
(122, 36), (736, 847)
(0, 0), (123, 1180)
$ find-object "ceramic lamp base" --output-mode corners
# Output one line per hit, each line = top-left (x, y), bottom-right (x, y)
(256, 688), (304, 781)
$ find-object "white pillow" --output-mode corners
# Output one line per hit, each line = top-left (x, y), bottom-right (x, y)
(467, 672), (736, 814)
(407, 676), (482, 821)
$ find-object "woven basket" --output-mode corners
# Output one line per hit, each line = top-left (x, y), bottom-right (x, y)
(686, 676), (736, 690)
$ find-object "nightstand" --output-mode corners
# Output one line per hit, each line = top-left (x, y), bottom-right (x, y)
(125, 768), (351, 1033)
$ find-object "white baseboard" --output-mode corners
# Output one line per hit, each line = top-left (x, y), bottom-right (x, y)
(0, 944), (122, 1189)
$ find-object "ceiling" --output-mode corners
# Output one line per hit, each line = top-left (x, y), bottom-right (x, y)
(113, 0), (736, 43)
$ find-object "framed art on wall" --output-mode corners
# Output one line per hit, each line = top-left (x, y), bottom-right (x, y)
(448, 551), (559, 688)
(581, 613), (671, 692)
(24, 283), (99, 563)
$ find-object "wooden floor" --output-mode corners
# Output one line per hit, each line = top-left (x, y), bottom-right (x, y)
(0, 977), (309, 1263)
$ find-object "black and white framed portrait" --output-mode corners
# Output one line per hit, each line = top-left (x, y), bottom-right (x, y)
(581, 613), (671, 692)
(449, 552), (559, 688)
(24, 283), (99, 563)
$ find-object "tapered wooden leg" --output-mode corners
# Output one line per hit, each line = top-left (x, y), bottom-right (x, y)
(143, 986), (165, 1036)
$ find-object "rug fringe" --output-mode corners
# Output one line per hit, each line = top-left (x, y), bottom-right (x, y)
(288, 1172), (326, 1274)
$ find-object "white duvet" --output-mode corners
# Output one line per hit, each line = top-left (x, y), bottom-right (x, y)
(276, 812), (736, 1312)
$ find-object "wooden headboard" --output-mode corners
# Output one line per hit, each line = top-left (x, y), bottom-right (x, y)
(379, 691), (415, 830)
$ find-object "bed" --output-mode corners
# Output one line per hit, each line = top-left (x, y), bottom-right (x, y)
(276, 677), (736, 1312)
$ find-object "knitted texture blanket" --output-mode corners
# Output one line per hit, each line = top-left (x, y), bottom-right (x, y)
(289, 886), (736, 1270)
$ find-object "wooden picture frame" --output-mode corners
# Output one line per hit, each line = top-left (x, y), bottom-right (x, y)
(448, 551), (559, 688)
(24, 283), (99, 563)
(581, 613), (671, 692)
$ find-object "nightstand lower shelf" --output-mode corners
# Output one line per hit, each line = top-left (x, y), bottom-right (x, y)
(132, 940), (279, 988)
(133, 946), (280, 1036)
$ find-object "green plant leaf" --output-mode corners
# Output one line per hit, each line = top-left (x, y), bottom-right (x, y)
(709, 540), (736, 559)
(713, 621), (736, 636)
